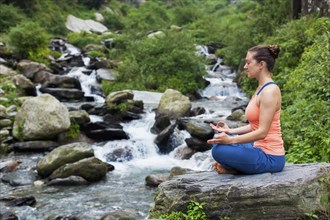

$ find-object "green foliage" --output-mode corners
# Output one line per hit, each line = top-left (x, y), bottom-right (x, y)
(33, 0), (67, 35)
(0, 4), (26, 33)
(0, 144), (12, 155)
(159, 201), (207, 220)
(65, 122), (80, 140)
(124, 1), (171, 31)
(86, 50), (106, 58)
(7, 21), (49, 58)
(170, 3), (204, 26)
(102, 10), (125, 31)
(280, 27), (330, 163)
(106, 102), (132, 114)
(67, 31), (102, 49)
(102, 31), (206, 95)
(77, 0), (105, 9)
(0, 75), (21, 107)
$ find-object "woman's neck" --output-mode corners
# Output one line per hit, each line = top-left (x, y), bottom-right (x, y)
(257, 72), (273, 87)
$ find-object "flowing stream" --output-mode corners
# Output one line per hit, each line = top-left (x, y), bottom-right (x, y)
(0, 44), (247, 219)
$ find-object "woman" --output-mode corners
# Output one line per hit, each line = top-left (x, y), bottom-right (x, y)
(207, 45), (285, 174)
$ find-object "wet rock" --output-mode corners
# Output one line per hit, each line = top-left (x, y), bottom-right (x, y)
(37, 142), (94, 177)
(154, 123), (177, 154)
(47, 175), (88, 186)
(178, 119), (214, 141)
(149, 163), (330, 220)
(147, 31), (165, 38)
(54, 215), (80, 220)
(1, 170), (36, 186)
(157, 89), (191, 120)
(106, 90), (134, 104)
(150, 113), (171, 134)
(66, 15), (108, 34)
(69, 110), (91, 125)
(0, 65), (16, 75)
(49, 157), (108, 182)
(12, 74), (37, 96)
(96, 68), (116, 82)
(82, 122), (129, 141)
(17, 60), (51, 80)
(101, 208), (141, 220)
(169, 166), (194, 179)
(39, 88), (85, 101)
(106, 146), (133, 162)
(13, 94), (70, 141)
(0, 119), (13, 128)
(12, 141), (59, 152)
(172, 145), (197, 160)
(190, 106), (206, 117)
(185, 137), (211, 152)
(226, 108), (245, 121)
(224, 96), (248, 109)
(145, 173), (170, 187)
(0, 129), (10, 142)
(0, 104), (6, 118)
(3, 196), (36, 207)
(0, 211), (19, 220)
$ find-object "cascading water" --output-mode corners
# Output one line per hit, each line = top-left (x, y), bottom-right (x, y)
(0, 43), (247, 219)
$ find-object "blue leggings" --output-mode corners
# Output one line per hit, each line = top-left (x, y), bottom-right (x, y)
(211, 142), (285, 174)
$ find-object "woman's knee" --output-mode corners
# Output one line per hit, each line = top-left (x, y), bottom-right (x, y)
(211, 144), (233, 163)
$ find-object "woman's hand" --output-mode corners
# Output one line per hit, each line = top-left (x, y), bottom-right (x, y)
(209, 121), (231, 133)
(207, 132), (233, 144)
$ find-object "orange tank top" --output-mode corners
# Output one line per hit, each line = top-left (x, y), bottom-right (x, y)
(245, 87), (285, 156)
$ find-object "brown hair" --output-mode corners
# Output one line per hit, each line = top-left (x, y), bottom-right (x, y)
(248, 45), (280, 71)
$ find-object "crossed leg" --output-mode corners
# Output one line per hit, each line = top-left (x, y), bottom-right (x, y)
(211, 161), (239, 174)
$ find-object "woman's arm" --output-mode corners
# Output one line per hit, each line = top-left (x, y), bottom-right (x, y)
(228, 124), (253, 135)
(208, 86), (279, 145)
(210, 122), (252, 134)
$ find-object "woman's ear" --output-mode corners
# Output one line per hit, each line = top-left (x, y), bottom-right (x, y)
(259, 60), (266, 69)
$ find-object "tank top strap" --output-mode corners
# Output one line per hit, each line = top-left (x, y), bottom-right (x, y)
(257, 82), (276, 96)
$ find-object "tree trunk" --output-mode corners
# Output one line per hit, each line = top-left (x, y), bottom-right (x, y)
(292, 0), (302, 19)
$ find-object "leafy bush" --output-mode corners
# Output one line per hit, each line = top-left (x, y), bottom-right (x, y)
(159, 201), (207, 220)
(170, 4), (204, 26)
(102, 10), (125, 31)
(6, 21), (49, 59)
(0, 74), (22, 107)
(34, 1), (67, 35)
(65, 122), (80, 140)
(86, 50), (106, 58)
(102, 31), (206, 95)
(124, 1), (171, 31)
(0, 4), (26, 32)
(67, 31), (102, 49)
(281, 26), (330, 163)
(77, 0), (106, 9)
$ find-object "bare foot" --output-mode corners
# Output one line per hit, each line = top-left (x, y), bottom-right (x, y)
(211, 162), (239, 174)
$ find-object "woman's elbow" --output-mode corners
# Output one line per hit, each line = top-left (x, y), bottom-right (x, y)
(257, 130), (268, 139)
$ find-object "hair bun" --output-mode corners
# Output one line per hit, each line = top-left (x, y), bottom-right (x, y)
(268, 45), (280, 59)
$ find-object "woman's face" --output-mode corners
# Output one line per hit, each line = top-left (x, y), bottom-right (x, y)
(244, 51), (261, 78)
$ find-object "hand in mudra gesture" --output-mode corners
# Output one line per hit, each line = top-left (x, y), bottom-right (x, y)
(209, 121), (230, 134)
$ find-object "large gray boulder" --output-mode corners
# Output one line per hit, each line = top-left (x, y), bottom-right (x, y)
(37, 142), (94, 177)
(66, 15), (108, 34)
(157, 89), (191, 120)
(13, 94), (70, 140)
(149, 163), (330, 220)
(49, 157), (108, 182)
